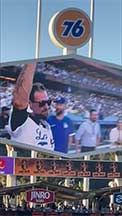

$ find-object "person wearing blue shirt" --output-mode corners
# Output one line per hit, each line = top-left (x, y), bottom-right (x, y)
(48, 97), (74, 153)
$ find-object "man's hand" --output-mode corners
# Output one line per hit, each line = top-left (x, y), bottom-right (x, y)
(13, 63), (36, 110)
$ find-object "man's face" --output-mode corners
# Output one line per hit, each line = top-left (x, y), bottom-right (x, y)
(30, 90), (49, 119)
(90, 111), (98, 122)
(55, 103), (66, 116)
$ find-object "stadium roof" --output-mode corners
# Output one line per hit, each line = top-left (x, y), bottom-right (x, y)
(0, 180), (89, 201)
(1, 54), (122, 98)
(0, 180), (121, 200)
(46, 55), (122, 79)
(1, 54), (121, 76)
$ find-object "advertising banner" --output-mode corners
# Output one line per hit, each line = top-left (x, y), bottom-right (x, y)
(0, 157), (14, 175)
(15, 158), (122, 178)
(26, 189), (54, 204)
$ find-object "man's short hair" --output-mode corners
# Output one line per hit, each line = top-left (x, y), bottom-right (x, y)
(90, 109), (97, 114)
(30, 82), (46, 102)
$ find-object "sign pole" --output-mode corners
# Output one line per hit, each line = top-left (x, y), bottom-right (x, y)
(115, 152), (122, 190)
(63, 48), (76, 55)
(35, 0), (41, 58)
(88, 0), (95, 58)
(30, 0), (42, 192)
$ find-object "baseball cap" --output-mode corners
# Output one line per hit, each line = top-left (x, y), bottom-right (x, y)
(54, 96), (66, 104)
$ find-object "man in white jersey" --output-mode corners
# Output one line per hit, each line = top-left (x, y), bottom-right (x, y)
(8, 64), (54, 151)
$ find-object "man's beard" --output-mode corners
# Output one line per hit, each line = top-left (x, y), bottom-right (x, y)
(56, 109), (64, 116)
(35, 113), (48, 121)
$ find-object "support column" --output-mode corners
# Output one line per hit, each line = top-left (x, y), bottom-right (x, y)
(83, 155), (90, 208)
(115, 151), (122, 189)
(6, 145), (17, 187)
(30, 151), (37, 184)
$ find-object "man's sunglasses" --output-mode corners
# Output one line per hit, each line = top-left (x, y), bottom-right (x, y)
(33, 99), (52, 107)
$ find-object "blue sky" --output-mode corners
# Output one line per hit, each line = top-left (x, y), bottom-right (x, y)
(1, 0), (122, 65)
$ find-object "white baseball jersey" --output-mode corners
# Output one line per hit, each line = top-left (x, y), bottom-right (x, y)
(8, 116), (54, 151)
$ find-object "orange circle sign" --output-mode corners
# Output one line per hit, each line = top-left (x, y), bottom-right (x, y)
(49, 8), (92, 49)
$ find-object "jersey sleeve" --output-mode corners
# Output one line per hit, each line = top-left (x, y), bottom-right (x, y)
(10, 107), (28, 131)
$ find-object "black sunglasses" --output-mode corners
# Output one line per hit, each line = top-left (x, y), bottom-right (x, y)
(33, 99), (52, 107)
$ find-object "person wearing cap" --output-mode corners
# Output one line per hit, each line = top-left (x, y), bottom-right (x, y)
(8, 64), (54, 150)
(48, 96), (74, 153)
(0, 106), (10, 129)
(109, 119), (122, 144)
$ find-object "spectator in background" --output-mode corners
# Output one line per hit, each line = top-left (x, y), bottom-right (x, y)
(98, 108), (104, 120)
(109, 119), (122, 144)
(75, 109), (101, 152)
(0, 106), (10, 129)
(48, 96), (74, 153)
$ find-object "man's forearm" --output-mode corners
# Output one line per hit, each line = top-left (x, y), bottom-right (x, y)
(96, 137), (100, 146)
(13, 64), (36, 109)
(68, 135), (73, 149)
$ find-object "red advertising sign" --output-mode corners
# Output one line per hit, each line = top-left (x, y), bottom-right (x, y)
(15, 158), (122, 178)
(0, 158), (6, 169)
(26, 189), (54, 204)
(0, 157), (14, 175)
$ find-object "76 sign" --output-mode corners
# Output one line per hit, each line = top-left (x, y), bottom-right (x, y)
(49, 8), (92, 48)
(62, 19), (84, 38)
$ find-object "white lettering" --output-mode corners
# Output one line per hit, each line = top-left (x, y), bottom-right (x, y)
(30, 191), (50, 201)
(116, 194), (122, 204)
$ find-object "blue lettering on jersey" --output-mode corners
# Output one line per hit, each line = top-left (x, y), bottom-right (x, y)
(35, 128), (48, 146)
(37, 141), (48, 146)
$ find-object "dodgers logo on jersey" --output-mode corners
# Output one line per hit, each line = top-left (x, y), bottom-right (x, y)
(64, 123), (68, 129)
(35, 128), (48, 146)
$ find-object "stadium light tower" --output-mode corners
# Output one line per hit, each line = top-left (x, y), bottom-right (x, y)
(88, 0), (95, 58)
(35, 0), (41, 58)
(31, 0), (42, 188)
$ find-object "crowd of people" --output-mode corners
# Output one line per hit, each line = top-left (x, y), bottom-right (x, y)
(0, 201), (122, 216)
(0, 64), (122, 154)
(0, 81), (122, 118)
(36, 62), (122, 96)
